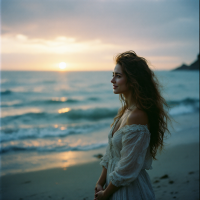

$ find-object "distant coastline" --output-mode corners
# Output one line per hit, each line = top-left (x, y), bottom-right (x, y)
(172, 54), (199, 71)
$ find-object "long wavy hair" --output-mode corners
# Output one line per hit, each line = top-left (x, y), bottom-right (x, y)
(111, 50), (173, 160)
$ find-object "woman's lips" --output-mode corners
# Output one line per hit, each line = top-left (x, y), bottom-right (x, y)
(113, 85), (118, 89)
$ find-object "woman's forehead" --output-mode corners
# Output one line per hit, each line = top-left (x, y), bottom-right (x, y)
(113, 64), (123, 74)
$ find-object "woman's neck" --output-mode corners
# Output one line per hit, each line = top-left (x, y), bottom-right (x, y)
(123, 91), (135, 109)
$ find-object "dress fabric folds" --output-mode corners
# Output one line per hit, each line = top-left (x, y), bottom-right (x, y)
(100, 119), (155, 200)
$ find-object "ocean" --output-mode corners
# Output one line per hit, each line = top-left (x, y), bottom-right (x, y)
(0, 70), (199, 175)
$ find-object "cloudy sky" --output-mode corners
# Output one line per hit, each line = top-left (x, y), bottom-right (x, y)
(1, 0), (199, 71)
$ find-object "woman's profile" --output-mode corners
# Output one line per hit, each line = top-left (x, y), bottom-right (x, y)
(94, 51), (171, 200)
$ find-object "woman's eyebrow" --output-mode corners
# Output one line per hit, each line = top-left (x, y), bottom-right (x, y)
(112, 72), (122, 75)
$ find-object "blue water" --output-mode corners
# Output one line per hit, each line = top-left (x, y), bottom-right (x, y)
(0, 71), (199, 154)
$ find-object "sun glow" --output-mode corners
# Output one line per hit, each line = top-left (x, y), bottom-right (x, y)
(59, 62), (67, 70)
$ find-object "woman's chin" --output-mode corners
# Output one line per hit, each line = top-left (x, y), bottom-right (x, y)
(113, 89), (119, 94)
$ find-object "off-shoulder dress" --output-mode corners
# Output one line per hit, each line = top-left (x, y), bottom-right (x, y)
(100, 118), (155, 200)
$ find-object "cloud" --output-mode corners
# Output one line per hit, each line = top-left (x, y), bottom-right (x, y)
(1, 0), (199, 70)
(2, 0), (198, 43)
(2, 34), (120, 54)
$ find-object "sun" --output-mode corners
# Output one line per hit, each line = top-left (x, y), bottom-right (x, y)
(59, 62), (67, 70)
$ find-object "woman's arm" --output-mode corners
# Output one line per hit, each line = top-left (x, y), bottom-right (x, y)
(95, 166), (107, 194)
(94, 181), (120, 200)
(97, 140), (110, 194)
(102, 181), (120, 199)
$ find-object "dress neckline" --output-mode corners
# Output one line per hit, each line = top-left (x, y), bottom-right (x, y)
(111, 118), (149, 139)
(111, 118), (120, 138)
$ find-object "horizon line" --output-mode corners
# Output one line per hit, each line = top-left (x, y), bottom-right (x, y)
(0, 69), (172, 72)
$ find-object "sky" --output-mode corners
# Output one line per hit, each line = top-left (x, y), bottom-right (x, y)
(1, 0), (199, 71)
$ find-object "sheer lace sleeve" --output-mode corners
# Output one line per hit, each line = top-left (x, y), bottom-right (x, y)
(99, 143), (110, 169)
(109, 125), (150, 187)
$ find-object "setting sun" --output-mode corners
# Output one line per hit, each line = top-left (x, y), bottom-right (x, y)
(59, 62), (67, 69)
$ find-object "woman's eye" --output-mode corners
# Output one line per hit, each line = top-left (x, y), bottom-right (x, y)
(112, 74), (121, 78)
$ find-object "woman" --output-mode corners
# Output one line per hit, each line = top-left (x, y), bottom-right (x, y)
(94, 51), (171, 200)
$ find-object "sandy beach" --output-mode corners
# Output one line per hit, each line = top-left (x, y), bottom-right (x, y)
(1, 111), (199, 200)
(1, 142), (199, 200)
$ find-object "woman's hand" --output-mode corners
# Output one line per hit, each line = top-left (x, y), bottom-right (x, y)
(95, 183), (103, 194)
(94, 190), (107, 200)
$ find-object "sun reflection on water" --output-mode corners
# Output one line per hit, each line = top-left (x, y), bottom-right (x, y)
(58, 107), (71, 113)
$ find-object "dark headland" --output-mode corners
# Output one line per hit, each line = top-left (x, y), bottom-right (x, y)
(172, 54), (199, 71)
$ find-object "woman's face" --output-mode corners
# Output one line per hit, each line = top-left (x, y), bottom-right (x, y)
(111, 64), (129, 94)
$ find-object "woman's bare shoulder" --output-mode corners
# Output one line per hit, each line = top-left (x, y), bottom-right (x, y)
(127, 109), (149, 126)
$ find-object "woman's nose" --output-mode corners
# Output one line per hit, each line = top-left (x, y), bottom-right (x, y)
(111, 77), (115, 83)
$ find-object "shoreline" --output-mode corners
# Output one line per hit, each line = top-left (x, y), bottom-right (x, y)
(0, 126), (110, 176)
(1, 142), (199, 200)
(0, 145), (108, 176)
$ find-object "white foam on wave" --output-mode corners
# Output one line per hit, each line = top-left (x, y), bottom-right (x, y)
(0, 123), (109, 143)
(0, 140), (108, 154)
(169, 103), (198, 116)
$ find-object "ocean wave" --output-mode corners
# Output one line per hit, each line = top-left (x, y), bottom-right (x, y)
(1, 90), (12, 95)
(1, 108), (118, 124)
(0, 99), (79, 108)
(0, 141), (108, 154)
(0, 100), (23, 107)
(167, 97), (199, 106)
(1, 97), (100, 108)
(58, 108), (117, 120)
(1, 98), (198, 125)
(168, 98), (199, 116)
(38, 98), (79, 104)
(169, 104), (199, 116)
(0, 146), (37, 153)
(87, 97), (100, 101)
(1, 112), (48, 124)
(0, 123), (110, 142)
(1, 103), (23, 108)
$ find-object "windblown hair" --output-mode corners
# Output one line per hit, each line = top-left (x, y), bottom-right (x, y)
(112, 50), (172, 160)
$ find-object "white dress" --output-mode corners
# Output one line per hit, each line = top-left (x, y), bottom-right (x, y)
(100, 118), (155, 200)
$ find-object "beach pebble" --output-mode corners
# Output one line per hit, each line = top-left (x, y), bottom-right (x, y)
(188, 171), (194, 174)
(160, 174), (169, 179)
(153, 180), (160, 183)
(93, 154), (103, 159)
(169, 180), (174, 184)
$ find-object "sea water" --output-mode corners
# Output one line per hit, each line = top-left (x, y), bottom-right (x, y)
(0, 70), (199, 174)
